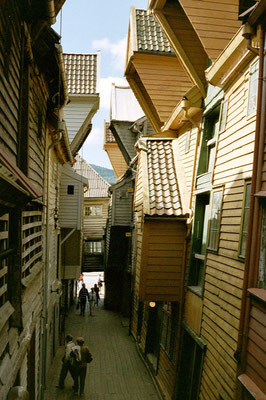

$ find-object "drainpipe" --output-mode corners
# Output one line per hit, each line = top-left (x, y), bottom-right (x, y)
(236, 24), (265, 371)
(40, 131), (62, 399)
(55, 44), (69, 108)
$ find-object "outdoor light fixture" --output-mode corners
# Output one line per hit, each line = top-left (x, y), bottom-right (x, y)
(149, 301), (156, 308)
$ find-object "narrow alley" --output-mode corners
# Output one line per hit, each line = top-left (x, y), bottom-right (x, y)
(44, 300), (161, 400)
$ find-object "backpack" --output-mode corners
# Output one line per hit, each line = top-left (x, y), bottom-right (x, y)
(84, 348), (93, 363)
(70, 348), (81, 367)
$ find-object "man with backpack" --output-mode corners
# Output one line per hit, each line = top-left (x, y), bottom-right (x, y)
(71, 337), (93, 396)
(56, 334), (75, 389)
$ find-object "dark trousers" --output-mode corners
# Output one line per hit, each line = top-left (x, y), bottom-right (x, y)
(58, 361), (75, 386)
(80, 300), (86, 316)
(73, 365), (87, 395)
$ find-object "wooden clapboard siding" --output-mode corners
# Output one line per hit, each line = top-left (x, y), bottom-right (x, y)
(139, 220), (186, 301)
(178, 0), (241, 61)
(64, 98), (95, 143)
(245, 299), (266, 394)
(160, 0), (208, 84)
(83, 198), (109, 239)
(157, 348), (176, 400)
(104, 143), (127, 178)
(134, 53), (193, 123)
(112, 180), (134, 226)
(131, 295), (139, 341)
(0, 2), (21, 165)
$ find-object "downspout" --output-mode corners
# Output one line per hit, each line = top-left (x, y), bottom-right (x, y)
(55, 44), (69, 108)
(41, 131), (62, 399)
(236, 24), (265, 370)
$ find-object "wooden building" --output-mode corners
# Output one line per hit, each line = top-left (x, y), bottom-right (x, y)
(0, 0), (73, 398)
(59, 165), (87, 314)
(124, 2), (266, 399)
(73, 155), (110, 272)
(63, 52), (100, 156)
(103, 121), (128, 178)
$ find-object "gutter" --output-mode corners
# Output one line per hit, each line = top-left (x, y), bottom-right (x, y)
(55, 44), (69, 108)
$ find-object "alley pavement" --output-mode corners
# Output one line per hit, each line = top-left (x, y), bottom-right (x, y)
(44, 300), (161, 400)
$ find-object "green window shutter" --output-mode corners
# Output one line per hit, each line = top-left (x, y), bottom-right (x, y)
(247, 60), (259, 115)
(208, 190), (223, 251)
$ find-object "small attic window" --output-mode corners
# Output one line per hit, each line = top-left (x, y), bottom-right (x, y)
(67, 185), (74, 195)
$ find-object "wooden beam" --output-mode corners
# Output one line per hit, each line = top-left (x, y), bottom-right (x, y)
(154, 10), (206, 97)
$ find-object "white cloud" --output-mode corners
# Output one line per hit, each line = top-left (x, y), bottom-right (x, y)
(99, 76), (127, 110)
(92, 36), (127, 72)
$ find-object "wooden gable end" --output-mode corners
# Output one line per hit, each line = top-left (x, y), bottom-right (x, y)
(153, 1), (208, 96)
(104, 143), (127, 178)
(139, 219), (186, 302)
(178, 0), (241, 61)
(131, 53), (193, 127)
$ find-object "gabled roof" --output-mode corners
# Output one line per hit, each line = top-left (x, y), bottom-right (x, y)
(73, 155), (110, 198)
(136, 9), (174, 55)
(125, 7), (195, 132)
(136, 138), (185, 217)
(64, 53), (99, 95)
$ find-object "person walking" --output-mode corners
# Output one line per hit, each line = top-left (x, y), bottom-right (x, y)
(94, 283), (100, 306)
(78, 283), (90, 316)
(72, 337), (93, 396)
(88, 287), (96, 316)
(56, 334), (75, 389)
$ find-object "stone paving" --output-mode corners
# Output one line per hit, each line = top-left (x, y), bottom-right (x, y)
(44, 301), (161, 399)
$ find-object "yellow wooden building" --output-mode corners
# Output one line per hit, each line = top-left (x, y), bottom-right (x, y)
(125, 1), (266, 399)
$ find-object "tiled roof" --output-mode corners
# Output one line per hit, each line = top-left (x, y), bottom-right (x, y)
(147, 140), (183, 216)
(73, 155), (110, 198)
(105, 122), (116, 143)
(63, 53), (98, 95)
(136, 9), (174, 54)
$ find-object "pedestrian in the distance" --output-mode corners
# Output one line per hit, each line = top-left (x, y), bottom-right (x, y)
(56, 334), (75, 389)
(88, 287), (96, 315)
(94, 283), (100, 306)
(78, 284), (90, 316)
(72, 337), (93, 396)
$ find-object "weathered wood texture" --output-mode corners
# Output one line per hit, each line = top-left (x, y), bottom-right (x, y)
(83, 198), (109, 239)
(157, 348), (177, 400)
(133, 53), (193, 123)
(262, 131), (266, 191)
(64, 97), (95, 143)
(104, 143), (128, 178)
(112, 179), (134, 226)
(161, 1), (208, 83)
(178, 0), (241, 60)
(245, 298), (266, 394)
(139, 219), (186, 302)
(199, 64), (257, 399)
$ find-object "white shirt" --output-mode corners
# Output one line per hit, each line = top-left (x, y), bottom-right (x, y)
(65, 341), (75, 360)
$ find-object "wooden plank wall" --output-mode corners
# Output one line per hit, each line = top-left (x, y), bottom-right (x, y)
(64, 98), (94, 143)
(199, 64), (257, 399)
(157, 348), (176, 400)
(139, 220), (186, 302)
(83, 198), (109, 239)
(0, 1), (21, 165)
(59, 173), (81, 228)
(245, 299), (266, 394)
(104, 144), (127, 178)
(262, 132), (266, 191)
(113, 180), (134, 226)
(164, 0), (208, 82)
(134, 54), (192, 123)
(178, 0), (241, 61)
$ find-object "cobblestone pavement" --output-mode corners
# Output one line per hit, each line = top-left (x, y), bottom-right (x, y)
(44, 301), (161, 399)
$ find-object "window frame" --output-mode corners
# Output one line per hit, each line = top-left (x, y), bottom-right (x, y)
(84, 205), (102, 217)
(239, 181), (252, 259)
(207, 187), (224, 252)
(160, 302), (179, 363)
(247, 59), (259, 116)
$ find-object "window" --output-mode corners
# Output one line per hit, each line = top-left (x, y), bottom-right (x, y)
(84, 241), (102, 254)
(67, 185), (74, 195)
(239, 182), (251, 258)
(258, 203), (266, 289)
(185, 129), (191, 153)
(208, 189), (223, 251)
(247, 60), (259, 115)
(160, 302), (178, 362)
(197, 106), (220, 178)
(189, 193), (210, 291)
(84, 205), (102, 216)
(177, 326), (206, 400)
(219, 99), (228, 132)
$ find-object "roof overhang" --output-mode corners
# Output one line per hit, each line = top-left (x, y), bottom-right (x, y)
(0, 149), (42, 214)
(206, 23), (259, 88)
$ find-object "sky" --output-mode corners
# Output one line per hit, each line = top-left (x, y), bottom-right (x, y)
(54, 0), (148, 169)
